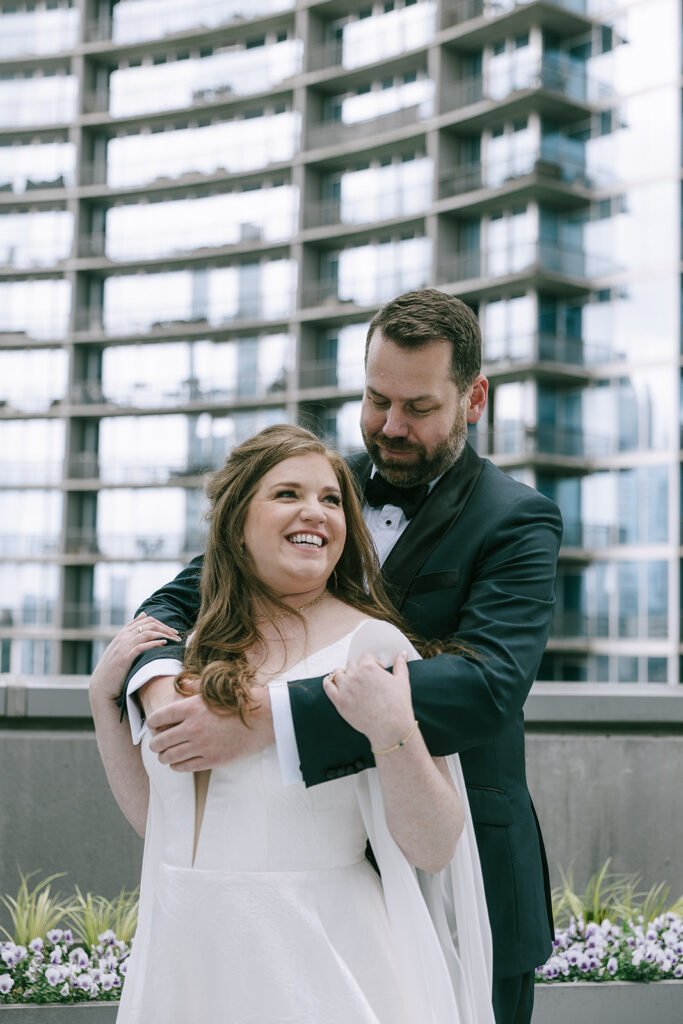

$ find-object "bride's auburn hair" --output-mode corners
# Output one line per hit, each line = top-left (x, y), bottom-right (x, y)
(175, 423), (412, 718)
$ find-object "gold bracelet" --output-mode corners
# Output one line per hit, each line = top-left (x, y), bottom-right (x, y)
(371, 720), (420, 755)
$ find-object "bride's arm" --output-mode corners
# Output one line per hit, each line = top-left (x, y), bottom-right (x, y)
(323, 652), (464, 874)
(89, 615), (177, 837)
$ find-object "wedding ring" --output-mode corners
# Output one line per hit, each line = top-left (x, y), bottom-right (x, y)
(137, 625), (143, 634)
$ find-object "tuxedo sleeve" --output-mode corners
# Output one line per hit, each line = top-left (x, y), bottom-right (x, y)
(118, 555), (204, 716)
(290, 492), (562, 786)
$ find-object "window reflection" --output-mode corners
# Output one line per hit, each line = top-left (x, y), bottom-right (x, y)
(92, 562), (185, 627)
(107, 112), (300, 188)
(0, 420), (65, 485)
(0, 140), (76, 193)
(310, 236), (430, 307)
(109, 39), (302, 117)
(0, 280), (71, 340)
(97, 488), (207, 559)
(112, 0), (294, 45)
(0, 5), (79, 58)
(0, 564), (59, 627)
(321, 156), (432, 226)
(0, 72), (78, 127)
(552, 559), (669, 641)
(540, 467), (669, 547)
(101, 261), (296, 335)
(0, 348), (68, 413)
(100, 335), (293, 406)
(105, 186), (297, 260)
(0, 491), (62, 557)
(98, 408), (288, 483)
(0, 210), (72, 268)
(337, 2), (436, 69)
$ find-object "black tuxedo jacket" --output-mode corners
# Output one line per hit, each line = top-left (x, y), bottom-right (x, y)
(124, 443), (562, 979)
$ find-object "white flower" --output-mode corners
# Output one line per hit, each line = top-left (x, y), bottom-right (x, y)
(45, 965), (65, 987)
(69, 948), (90, 969)
(0, 945), (15, 967)
(60, 982), (70, 997)
(607, 957), (618, 976)
(28, 938), (44, 954)
(77, 975), (92, 991)
(100, 972), (116, 991)
(46, 929), (63, 944)
(0, 974), (14, 994)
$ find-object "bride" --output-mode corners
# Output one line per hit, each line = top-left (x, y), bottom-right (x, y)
(90, 424), (494, 1024)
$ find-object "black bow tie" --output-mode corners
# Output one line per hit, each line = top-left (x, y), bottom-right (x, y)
(364, 474), (429, 519)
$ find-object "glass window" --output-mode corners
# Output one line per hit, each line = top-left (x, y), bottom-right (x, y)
(112, 0), (295, 45)
(334, 156), (432, 224)
(0, 139), (75, 193)
(105, 186), (298, 260)
(0, 348), (67, 413)
(0, 279), (70, 340)
(97, 488), (207, 559)
(340, 1), (436, 69)
(0, 563), (59, 627)
(109, 39), (303, 117)
(0, 490), (62, 557)
(102, 261), (296, 335)
(0, 419), (65, 485)
(0, 71), (77, 127)
(0, 5), (79, 58)
(0, 209), (72, 268)
(107, 111), (301, 189)
(330, 236), (430, 307)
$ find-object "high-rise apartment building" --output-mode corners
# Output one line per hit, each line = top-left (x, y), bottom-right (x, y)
(0, 0), (679, 685)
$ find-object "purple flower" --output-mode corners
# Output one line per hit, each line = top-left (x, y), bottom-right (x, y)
(69, 948), (90, 969)
(100, 973), (116, 991)
(63, 930), (73, 944)
(0, 974), (14, 995)
(607, 957), (618, 975)
(46, 929), (63, 944)
(45, 965), (65, 987)
(77, 975), (92, 992)
(1, 946), (15, 967)
(28, 938), (44, 954)
(60, 983), (70, 997)
(49, 946), (63, 964)
(673, 964), (683, 979)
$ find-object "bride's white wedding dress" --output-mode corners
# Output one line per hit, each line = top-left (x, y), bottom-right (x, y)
(116, 620), (494, 1024)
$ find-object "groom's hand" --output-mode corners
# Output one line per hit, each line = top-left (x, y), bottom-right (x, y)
(147, 685), (275, 771)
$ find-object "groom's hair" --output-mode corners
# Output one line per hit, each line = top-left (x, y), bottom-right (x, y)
(366, 288), (481, 392)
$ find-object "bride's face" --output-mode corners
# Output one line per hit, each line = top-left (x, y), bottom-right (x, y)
(242, 453), (346, 599)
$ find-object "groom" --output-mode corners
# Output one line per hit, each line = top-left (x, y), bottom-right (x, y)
(123, 288), (562, 1024)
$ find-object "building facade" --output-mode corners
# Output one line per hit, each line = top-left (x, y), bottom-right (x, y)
(0, 0), (680, 684)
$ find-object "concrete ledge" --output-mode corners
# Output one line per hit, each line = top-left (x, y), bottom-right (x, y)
(2, 676), (683, 724)
(533, 980), (683, 1024)
(0, 1005), (118, 1021)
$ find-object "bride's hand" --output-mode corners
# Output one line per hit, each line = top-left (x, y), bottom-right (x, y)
(322, 652), (416, 752)
(90, 613), (180, 701)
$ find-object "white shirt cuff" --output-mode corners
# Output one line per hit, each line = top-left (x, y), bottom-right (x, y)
(268, 681), (303, 786)
(125, 658), (183, 744)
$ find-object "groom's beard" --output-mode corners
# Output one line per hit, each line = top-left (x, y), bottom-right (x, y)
(361, 404), (469, 487)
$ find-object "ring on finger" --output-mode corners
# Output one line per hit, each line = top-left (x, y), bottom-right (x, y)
(137, 625), (143, 634)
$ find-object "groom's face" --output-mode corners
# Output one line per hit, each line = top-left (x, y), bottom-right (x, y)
(360, 331), (487, 487)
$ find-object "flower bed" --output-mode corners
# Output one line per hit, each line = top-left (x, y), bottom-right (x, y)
(536, 912), (683, 983)
(0, 931), (128, 1007)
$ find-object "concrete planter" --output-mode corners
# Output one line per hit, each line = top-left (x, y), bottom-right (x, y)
(533, 980), (683, 1024)
(0, 1006), (118, 1022)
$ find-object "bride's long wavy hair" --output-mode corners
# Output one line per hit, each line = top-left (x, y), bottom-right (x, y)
(175, 424), (414, 719)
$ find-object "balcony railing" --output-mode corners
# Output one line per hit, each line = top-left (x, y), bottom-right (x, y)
(62, 531), (204, 559)
(65, 453), (228, 485)
(438, 240), (615, 287)
(439, 54), (610, 117)
(306, 104), (425, 152)
(68, 373), (289, 409)
(442, 0), (595, 30)
(483, 332), (614, 367)
(476, 424), (616, 459)
(303, 182), (431, 230)
(437, 148), (611, 199)
(550, 611), (668, 640)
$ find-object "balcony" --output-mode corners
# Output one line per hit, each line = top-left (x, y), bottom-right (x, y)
(442, 0), (597, 37)
(439, 54), (610, 125)
(477, 424), (615, 460)
(483, 332), (613, 377)
(303, 182), (430, 231)
(306, 104), (425, 153)
(438, 240), (615, 298)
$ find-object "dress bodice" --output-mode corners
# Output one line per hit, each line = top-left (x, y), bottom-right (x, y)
(141, 632), (368, 872)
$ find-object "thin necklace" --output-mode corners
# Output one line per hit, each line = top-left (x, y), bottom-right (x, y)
(255, 591), (328, 623)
